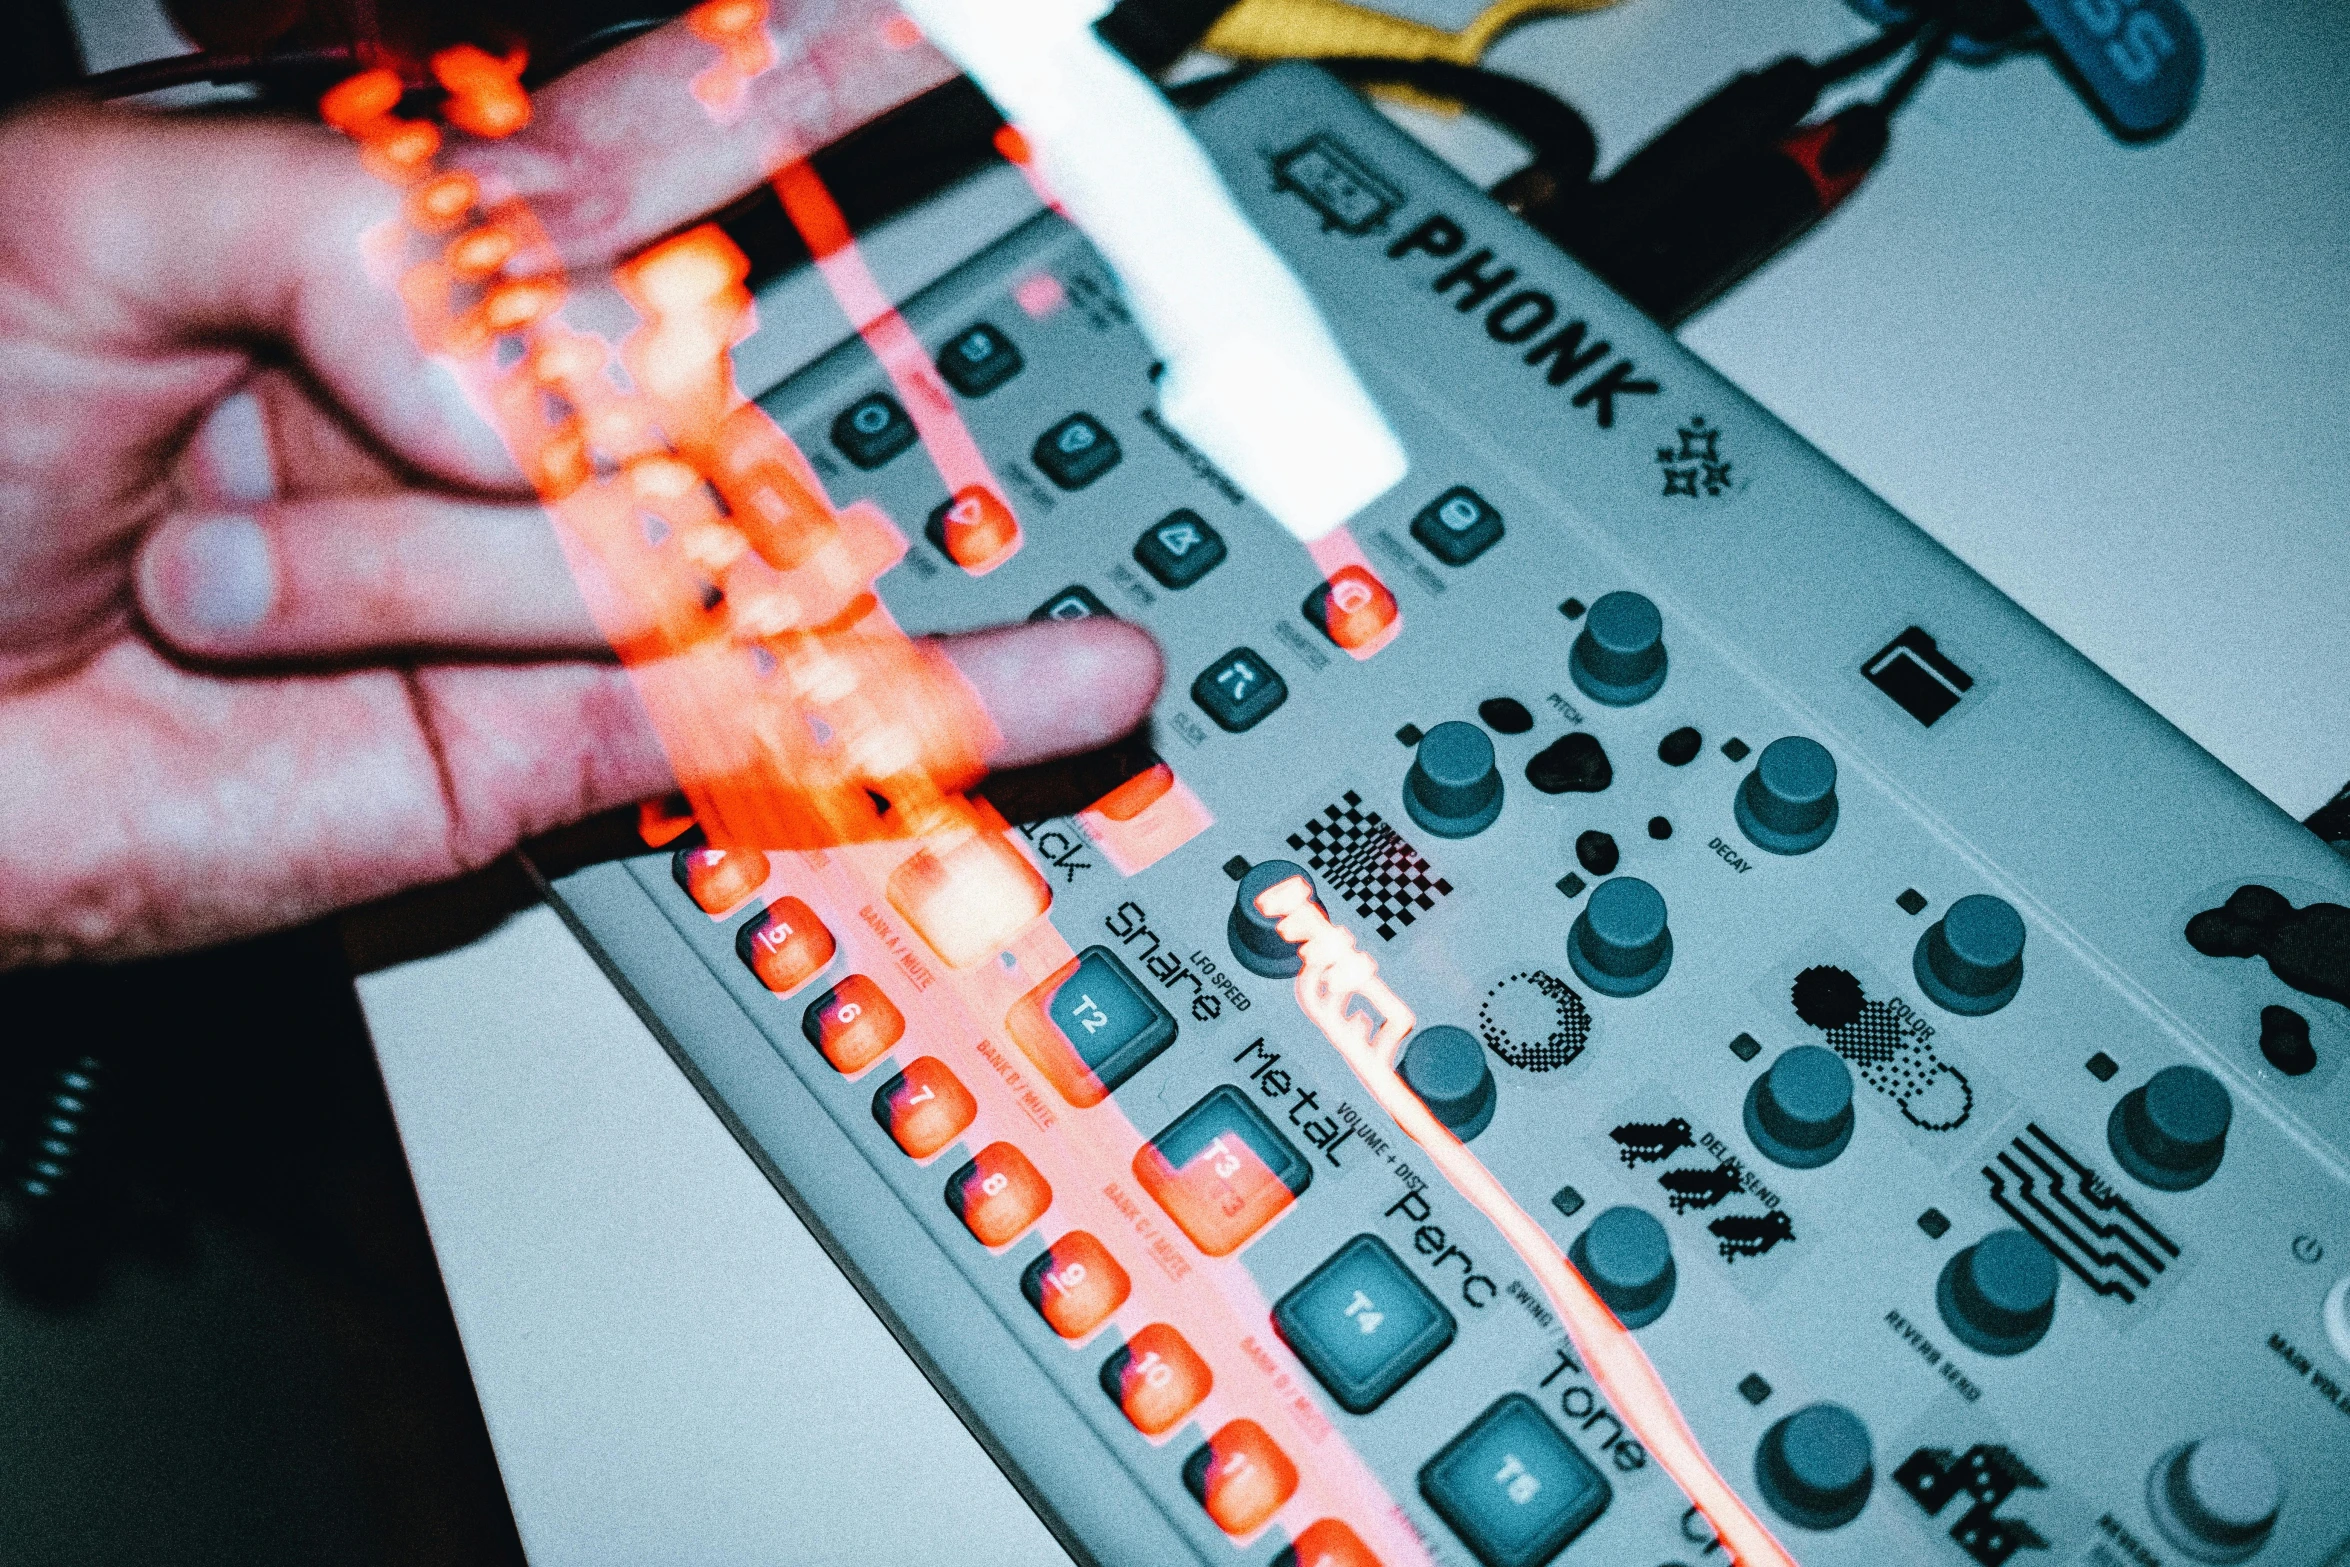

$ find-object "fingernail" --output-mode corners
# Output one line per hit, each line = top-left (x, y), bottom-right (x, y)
(177, 515), (275, 634)
(200, 391), (277, 505)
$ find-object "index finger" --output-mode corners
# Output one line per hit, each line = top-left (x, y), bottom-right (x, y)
(462, 2), (959, 269)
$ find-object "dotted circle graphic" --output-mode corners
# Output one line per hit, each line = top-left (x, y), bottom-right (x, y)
(1478, 969), (1591, 1073)
(1790, 964), (1974, 1131)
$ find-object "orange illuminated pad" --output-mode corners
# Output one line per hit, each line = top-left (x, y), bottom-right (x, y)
(673, 845), (770, 915)
(944, 1141), (1051, 1247)
(1098, 1322), (1212, 1436)
(886, 828), (1052, 970)
(1134, 1086), (1313, 1257)
(800, 974), (904, 1075)
(872, 1057), (977, 1160)
(1087, 759), (1173, 822)
(1184, 1419), (1299, 1537)
(1019, 1231), (1131, 1340)
(735, 896), (835, 994)
(1273, 1519), (1383, 1567)
(1302, 566), (1399, 652)
(1005, 946), (1178, 1108)
(924, 485), (1020, 572)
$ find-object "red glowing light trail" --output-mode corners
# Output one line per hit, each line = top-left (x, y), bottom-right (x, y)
(1255, 874), (1800, 1567)
(770, 157), (1023, 573)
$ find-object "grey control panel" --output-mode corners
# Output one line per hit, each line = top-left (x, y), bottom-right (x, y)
(548, 64), (2350, 1567)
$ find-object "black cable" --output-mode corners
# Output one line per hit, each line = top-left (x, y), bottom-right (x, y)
(80, 47), (358, 100)
(1815, 18), (1928, 85)
(1875, 21), (1951, 115)
(1164, 67), (1252, 110)
(1316, 58), (1598, 186)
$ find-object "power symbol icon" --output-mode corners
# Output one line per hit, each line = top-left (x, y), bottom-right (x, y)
(2292, 1234), (2325, 1264)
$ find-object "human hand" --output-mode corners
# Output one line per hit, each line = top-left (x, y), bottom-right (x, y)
(0, 13), (1163, 968)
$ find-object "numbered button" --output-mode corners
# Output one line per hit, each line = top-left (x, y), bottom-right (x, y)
(1191, 647), (1288, 733)
(1184, 1420), (1298, 1537)
(1030, 584), (1114, 623)
(945, 1141), (1052, 1248)
(735, 896), (836, 995)
(872, 1057), (978, 1160)
(1135, 1085), (1312, 1257)
(1273, 1234), (1455, 1413)
(1409, 485), (1504, 566)
(1020, 1231), (1131, 1340)
(1420, 1394), (1613, 1567)
(830, 392), (916, 469)
(1099, 1322), (1212, 1435)
(1032, 413), (1121, 489)
(801, 974), (904, 1075)
(1133, 509), (1227, 589)
(935, 321), (1023, 397)
(673, 845), (768, 915)
(1272, 1520), (1380, 1567)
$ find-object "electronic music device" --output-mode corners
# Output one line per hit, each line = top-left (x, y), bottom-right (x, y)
(545, 64), (2350, 1567)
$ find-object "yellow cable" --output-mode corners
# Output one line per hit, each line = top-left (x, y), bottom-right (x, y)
(1202, 0), (1622, 68)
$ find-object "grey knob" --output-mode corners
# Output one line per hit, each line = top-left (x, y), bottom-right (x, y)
(1756, 1403), (1874, 1531)
(1735, 737), (1840, 855)
(1568, 877), (1673, 997)
(1569, 591), (1668, 706)
(1228, 860), (1317, 979)
(1913, 894), (2026, 1015)
(1399, 1025), (1497, 1141)
(1568, 1206), (1675, 1328)
(1405, 721), (1504, 838)
(1936, 1229), (2059, 1356)
(2147, 1438), (2282, 1563)
(1744, 1046), (1855, 1168)
(2108, 1064), (2232, 1191)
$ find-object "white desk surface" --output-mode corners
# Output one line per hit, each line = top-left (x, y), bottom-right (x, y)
(356, 3), (2350, 1561)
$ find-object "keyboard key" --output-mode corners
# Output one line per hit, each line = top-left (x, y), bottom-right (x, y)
(872, 1057), (977, 1160)
(802, 975), (904, 1075)
(1030, 584), (1115, 623)
(1135, 1086), (1312, 1257)
(1192, 647), (1288, 733)
(945, 1141), (1051, 1248)
(673, 845), (768, 915)
(1419, 1394), (1612, 1567)
(1272, 1519), (1383, 1567)
(1302, 565), (1399, 652)
(925, 486), (1021, 572)
(831, 392), (917, 469)
(1410, 485), (1504, 566)
(1099, 1322), (1212, 1435)
(735, 896), (836, 995)
(1006, 946), (1178, 1108)
(1272, 1234), (1455, 1414)
(885, 825), (1053, 970)
(1133, 508), (1227, 589)
(936, 321), (1023, 397)
(1032, 413), (1121, 489)
(1020, 1231), (1131, 1340)
(1183, 1419), (1298, 1537)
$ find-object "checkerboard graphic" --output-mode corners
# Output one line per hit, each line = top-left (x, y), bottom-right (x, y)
(1286, 791), (1453, 940)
